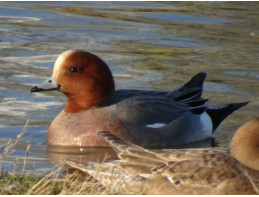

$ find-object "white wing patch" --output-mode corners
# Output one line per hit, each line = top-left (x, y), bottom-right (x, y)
(146, 123), (166, 128)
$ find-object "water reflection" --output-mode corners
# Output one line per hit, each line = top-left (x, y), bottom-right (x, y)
(0, 2), (259, 173)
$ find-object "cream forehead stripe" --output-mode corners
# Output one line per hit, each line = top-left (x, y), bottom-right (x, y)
(52, 50), (77, 76)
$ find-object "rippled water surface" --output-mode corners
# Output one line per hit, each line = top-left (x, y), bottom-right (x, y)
(0, 2), (259, 174)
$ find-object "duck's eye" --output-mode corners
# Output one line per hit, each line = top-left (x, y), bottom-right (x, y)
(69, 66), (80, 73)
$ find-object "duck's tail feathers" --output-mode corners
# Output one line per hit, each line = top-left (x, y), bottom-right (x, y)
(170, 72), (206, 101)
(180, 72), (206, 90)
(206, 101), (249, 132)
(173, 87), (202, 102)
(185, 98), (208, 114)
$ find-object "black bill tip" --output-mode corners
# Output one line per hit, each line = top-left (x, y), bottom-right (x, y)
(30, 85), (60, 93)
(31, 86), (42, 92)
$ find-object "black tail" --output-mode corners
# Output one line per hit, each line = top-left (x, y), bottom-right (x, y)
(170, 72), (207, 101)
(206, 102), (249, 132)
(180, 72), (206, 90)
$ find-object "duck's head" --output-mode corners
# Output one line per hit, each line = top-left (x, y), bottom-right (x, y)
(31, 50), (115, 113)
(230, 118), (259, 171)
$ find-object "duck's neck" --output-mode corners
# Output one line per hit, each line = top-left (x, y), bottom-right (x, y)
(64, 87), (114, 113)
(230, 118), (259, 171)
(65, 99), (93, 113)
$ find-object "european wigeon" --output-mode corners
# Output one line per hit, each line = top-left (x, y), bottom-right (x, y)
(66, 118), (259, 194)
(31, 50), (247, 148)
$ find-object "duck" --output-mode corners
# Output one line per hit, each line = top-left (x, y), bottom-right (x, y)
(65, 118), (259, 195)
(31, 50), (248, 148)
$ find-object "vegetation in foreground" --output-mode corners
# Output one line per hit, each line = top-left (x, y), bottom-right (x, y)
(0, 167), (114, 195)
(0, 122), (115, 195)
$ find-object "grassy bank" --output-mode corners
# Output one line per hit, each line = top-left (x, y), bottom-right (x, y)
(0, 122), (114, 195)
(0, 167), (113, 195)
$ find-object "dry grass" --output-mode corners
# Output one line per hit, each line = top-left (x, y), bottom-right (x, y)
(0, 121), (115, 195)
(26, 165), (113, 195)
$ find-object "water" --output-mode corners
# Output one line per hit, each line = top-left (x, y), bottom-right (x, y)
(0, 1), (259, 174)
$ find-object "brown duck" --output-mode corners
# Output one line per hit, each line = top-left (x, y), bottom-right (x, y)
(66, 118), (259, 195)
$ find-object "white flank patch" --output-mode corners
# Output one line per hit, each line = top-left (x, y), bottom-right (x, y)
(146, 123), (166, 128)
(200, 112), (213, 136)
